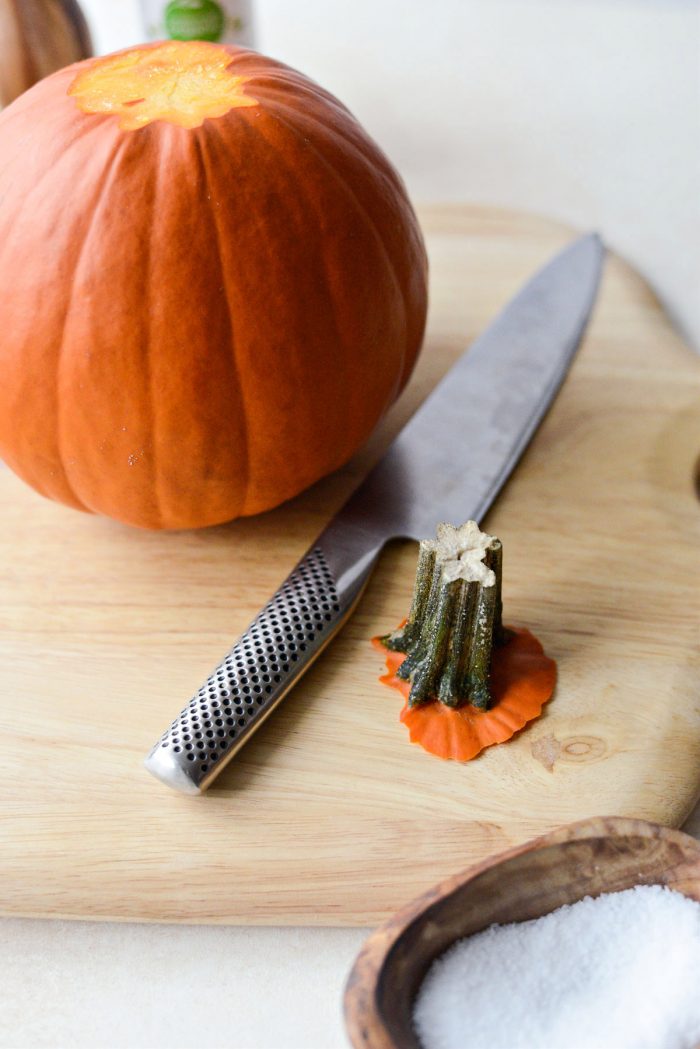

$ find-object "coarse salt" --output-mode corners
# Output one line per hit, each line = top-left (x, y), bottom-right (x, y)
(413, 885), (700, 1049)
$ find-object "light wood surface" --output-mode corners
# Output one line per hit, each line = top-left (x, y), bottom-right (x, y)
(2, 205), (700, 925)
(343, 817), (700, 1049)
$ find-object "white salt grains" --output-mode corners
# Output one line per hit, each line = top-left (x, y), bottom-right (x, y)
(413, 885), (700, 1049)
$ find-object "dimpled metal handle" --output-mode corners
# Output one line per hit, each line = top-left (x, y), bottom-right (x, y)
(145, 529), (381, 794)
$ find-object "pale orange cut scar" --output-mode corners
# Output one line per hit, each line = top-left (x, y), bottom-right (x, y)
(69, 41), (258, 131)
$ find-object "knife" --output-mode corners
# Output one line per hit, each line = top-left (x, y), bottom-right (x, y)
(145, 233), (604, 794)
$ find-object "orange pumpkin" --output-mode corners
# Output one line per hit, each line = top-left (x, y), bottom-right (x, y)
(0, 42), (427, 529)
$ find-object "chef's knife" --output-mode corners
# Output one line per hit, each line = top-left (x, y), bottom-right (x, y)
(145, 233), (604, 794)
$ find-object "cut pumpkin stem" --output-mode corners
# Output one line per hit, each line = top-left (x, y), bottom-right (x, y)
(374, 521), (557, 762)
(382, 522), (513, 711)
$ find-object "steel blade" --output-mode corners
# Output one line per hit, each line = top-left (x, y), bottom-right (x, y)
(338, 233), (604, 542)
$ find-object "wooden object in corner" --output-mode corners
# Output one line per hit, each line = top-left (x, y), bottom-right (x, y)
(0, 0), (91, 108)
(344, 817), (700, 1049)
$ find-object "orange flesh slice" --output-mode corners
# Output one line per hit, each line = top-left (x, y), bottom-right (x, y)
(69, 41), (258, 131)
(372, 627), (556, 761)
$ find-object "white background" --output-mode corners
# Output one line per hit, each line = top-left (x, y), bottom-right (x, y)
(2, 3), (699, 1048)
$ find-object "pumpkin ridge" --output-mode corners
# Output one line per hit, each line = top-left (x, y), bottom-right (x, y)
(252, 75), (356, 125)
(264, 99), (410, 412)
(139, 133), (164, 528)
(256, 93), (428, 376)
(0, 115), (105, 508)
(1, 110), (106, 233)
(0, 86), (95, 185)
(53, 134), (129, 513)
(245, 52), (382, 133)
(258, 82), (408, 210)
(264, 96), (408, 253)
(193, 131), (250, 517)
(229, 51), (355, 115)
(241, 108), (356, 463)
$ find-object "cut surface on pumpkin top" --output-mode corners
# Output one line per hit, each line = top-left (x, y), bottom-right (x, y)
(69, 41), (258, 130)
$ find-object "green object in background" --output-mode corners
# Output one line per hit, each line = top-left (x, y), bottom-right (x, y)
(165, 0), (225, 42)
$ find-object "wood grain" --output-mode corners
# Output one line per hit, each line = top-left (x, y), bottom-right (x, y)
(1, 205), (700, 925)
(343, 817), (700, 1049)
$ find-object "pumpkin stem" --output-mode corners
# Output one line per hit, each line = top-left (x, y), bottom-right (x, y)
(379, 522), (513, 711)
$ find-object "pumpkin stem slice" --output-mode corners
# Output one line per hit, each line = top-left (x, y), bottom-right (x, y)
(373, 521), (556, 761)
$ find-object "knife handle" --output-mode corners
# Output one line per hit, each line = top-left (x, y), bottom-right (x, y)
(144, 528), (382, 794)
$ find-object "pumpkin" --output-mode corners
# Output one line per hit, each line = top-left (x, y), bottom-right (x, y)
(0, 0), (92, 108)
(0, 41), (427, 529)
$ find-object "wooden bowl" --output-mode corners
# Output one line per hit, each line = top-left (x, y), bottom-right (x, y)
(344, 816), (700, 1049)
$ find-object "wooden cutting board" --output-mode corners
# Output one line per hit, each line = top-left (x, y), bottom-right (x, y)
(2, 205), (700, 926)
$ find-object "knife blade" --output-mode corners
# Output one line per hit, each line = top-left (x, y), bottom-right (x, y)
(145, 233), (604, 794)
